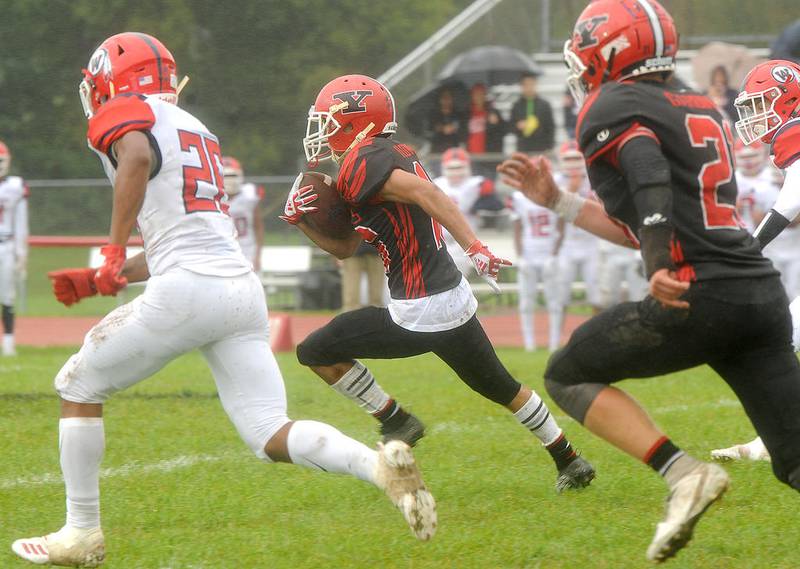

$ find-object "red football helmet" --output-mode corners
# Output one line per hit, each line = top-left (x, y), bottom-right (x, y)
(0, 141), (9, 178)
(559, 140), (585, 176)
(79, 32), (180, 119)
(304, 74), (397, 164)
(441, 147), (472, 183)
(733, 139), (767, 176)
(564, 0), (678, 104)
(734, 60), (800, 145)
(222, 156), (244, 196)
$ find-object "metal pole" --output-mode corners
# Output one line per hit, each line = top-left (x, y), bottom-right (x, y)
(540, 0), (551, 54)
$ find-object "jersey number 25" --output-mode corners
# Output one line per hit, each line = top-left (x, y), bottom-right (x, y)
(179, 130), (227, 214)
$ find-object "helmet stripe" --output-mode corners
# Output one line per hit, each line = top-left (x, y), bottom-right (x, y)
(636, 0), (664, 57)
(134, 33), (164, 91)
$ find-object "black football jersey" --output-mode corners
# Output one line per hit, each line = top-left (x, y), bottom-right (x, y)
(577, 78), (776, 282)
(337, 136), (462, 300)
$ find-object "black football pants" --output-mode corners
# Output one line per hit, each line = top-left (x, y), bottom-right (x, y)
(545, 276), (800, 488)
(296, 307), (522, 406)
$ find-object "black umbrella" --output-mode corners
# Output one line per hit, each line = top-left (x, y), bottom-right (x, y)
(772, 20), (800, 63)
(404, 80), (469, 137)
(436, 45), (542, 87)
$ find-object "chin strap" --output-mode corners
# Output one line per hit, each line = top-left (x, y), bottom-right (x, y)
(176, 75), (190, 96)
(335, 122), (376, 164)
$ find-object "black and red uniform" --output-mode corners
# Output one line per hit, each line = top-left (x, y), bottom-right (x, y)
(338, 136), (461, 299)
(297, 135), (521, 407)
(545, 78), (800, 488)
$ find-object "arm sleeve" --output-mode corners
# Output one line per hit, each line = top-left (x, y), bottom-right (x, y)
(14, 193), (28, 258)
(337, 141), (397, 205)
(87, 95), (156, 154)
(617, 136), (675, 277)
(752, 161), (800, 248)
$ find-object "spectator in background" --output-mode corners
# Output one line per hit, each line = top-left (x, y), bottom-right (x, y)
(562, 89), (579, 139)
(429, 88), (465, 152)
(466, 83), (506, 155)
(511, 72), (555, 154)
(706, 65), (739, 123)
(340, 243), (386, 312)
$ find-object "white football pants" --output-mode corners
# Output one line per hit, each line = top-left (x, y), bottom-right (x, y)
(597, 248), (648, 309)
(0, 241), (16, 305)
(55, 269), (288, 460)
(558, 251), (599, 307)
(517, 258), (562, 351)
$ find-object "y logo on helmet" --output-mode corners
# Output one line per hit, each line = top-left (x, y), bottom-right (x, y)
(575, 15), (609, 50)
(771, 66), (797, 84)
(87, 48), (111, 77)
(333, 90), (373, 114)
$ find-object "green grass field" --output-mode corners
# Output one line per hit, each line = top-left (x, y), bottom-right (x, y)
(0, 348), (796, 568)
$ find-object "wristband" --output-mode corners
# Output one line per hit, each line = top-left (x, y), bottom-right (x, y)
(552, 189), (586, 222)
(753, 209), (791, 250)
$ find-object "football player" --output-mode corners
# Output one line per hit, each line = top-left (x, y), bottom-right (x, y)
(710, 59), (800, 464)
(509, 181), (562, 351)
(0, 141), (28, 356)
(552, 141), (600, 311)
(223, 156), (265, 271)
(284, 74), (595, 492)
(12, 34), (436, 567)
(500, 1), (800, 563)
(734, 139), (772, 232)
(432, 147), (494, 276)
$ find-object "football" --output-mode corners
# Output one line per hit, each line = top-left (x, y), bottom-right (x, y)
(300, 171), (353, 239)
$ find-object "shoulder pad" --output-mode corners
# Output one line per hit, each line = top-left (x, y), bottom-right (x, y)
(772, 120), (800, 169)
(338, 137), (397, 205)
(577, 82), (645, 163)
(87, 95), (155, 154)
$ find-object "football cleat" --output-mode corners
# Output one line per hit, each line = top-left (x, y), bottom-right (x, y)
(555, 455), (596, 493)
(375, 440), (437, 541)
(711, 437), (770, 462)
(646, 462), (729, 563)
(12, 525), (105, 567)
(380, 412), (425, 447)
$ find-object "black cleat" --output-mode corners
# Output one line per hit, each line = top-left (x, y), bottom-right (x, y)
(380, 412), (425, 447)
(555, 455), (595, 493)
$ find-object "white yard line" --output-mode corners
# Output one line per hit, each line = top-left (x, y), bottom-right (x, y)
(1, 452), (242, 491)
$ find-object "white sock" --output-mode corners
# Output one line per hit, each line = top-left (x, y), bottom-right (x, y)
(513, 392), (562, 446)
(2, 333), (14, 355)
(286, 420), (378, 484)
(331, 361), (393, 417)
(519, 310), (535, 351)
(60, 417), (104, 529)
(548, 308), (563, 352)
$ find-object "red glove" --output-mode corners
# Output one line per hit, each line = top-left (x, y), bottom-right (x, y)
(94, 245), (128, 296)
(279, 173), (319, 225)
(466, 240), (512, 293)
(47, 268), (98, 307)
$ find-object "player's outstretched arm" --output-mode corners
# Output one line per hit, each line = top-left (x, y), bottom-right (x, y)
(498, 153), (632, 247)
(754, 163), (800, 248)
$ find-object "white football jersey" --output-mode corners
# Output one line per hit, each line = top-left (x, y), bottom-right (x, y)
(432, 175), (487, 229)
(554, 172), (598, 257)
(753, 179), (800, 257)
(90, 97), (251, 278)
(736, 167), (775, 232)
(0, 176), (28, 253)
(229, 183), (263, 264)
(509, 191), (559, 259)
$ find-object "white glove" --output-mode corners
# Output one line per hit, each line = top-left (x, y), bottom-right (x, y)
(279, 173), (318, 225)
(465, 240), (512, 293)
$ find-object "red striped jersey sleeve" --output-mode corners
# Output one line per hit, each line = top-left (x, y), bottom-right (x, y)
(87, 95), (155, 154)
(337, 138), (396, 205)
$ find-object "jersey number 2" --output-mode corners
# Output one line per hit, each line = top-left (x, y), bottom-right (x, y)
(412, 161), (445, 250)
(178, 130), (227, 214)
(685, 115), (739, 230)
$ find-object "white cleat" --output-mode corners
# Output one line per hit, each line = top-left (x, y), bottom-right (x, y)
(375, 440), (437, 541)
(711, 437), (770, 462)
(646, 462), (729, 563)
(12, 526), (105, 567)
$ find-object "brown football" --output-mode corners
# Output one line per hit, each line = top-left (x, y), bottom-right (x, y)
(300, 171), (353, 239)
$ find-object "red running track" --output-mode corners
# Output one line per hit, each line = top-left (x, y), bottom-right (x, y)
(17, 312), (589, 350)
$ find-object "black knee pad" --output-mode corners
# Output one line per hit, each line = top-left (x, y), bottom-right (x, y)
(296, 336), (324, 367)
(544, 351), (606, 424)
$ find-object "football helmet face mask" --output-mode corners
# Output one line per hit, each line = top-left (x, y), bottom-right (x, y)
(559, 140), (586, 178)
(79, 32), (181, 119)
(304, 74), (397, 165)
(564, 0), (678, 104)
(733, 139), (767, 176)
(735, 60), (800, 145)
(222, 156), (244, 196)
(441, 147), (471, 185)
(0, 141), (9, 178)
